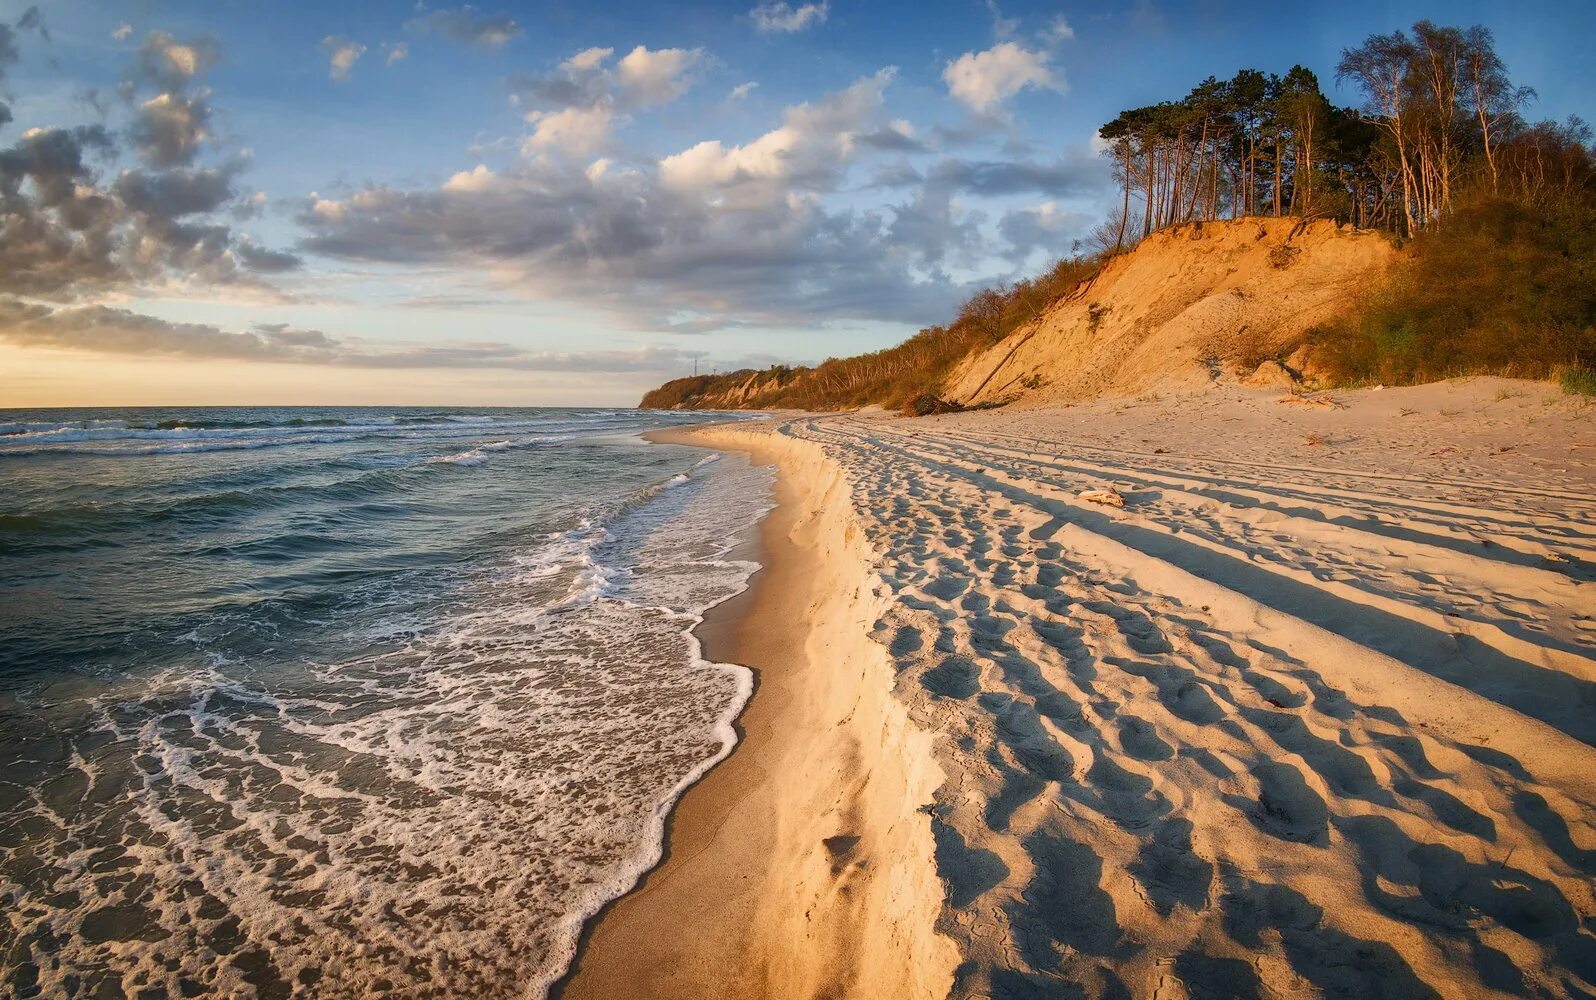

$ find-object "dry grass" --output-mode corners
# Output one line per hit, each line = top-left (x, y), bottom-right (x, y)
(1267, 244), (1302, 269)
(1234, 326), (1279, 372)
(1559, 365), (1596, 396)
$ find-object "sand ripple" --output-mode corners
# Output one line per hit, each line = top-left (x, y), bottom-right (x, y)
(775, 380), (1595, 998)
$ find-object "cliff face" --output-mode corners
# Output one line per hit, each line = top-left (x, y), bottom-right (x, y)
(944, 218), (1396, 407)
(639, 218), (1396, 411)
(639, 368), (799, 410)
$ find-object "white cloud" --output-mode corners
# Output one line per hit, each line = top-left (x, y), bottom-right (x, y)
(523, 105), (615, 156)
(985, 0), (1018, 40)
(297, 68), (983, 333)
(727, 81), (758, 102)
(140, 31), (214, 82)
(385, 41), (409, 66)
(309, 194), (347, 220)
(443, 164), (498, 192)
(323, 37), (367, 81)
(749, 2), (829, 33)
(0, 116), (300, 304)
(614, 45), (702, 107)
(1041, 14), (1075, 44)
(942, 42), (1057, 115)
(564, 46), (613, 71)
(162, 42), (199, 77)
(508, 45), (703, 155)
(659, 69), (893, 199)
(112, 23), (133, 41)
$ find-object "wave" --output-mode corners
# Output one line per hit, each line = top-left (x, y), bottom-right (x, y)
(507, 451), (728, 606)
(511, 518), (618, 607)
(426, 441), (515, 466)
(125, 417), (354, 431)
(0, 409), (754, 459)
(0, 425), (592, 458)
(1, 436), (604, 557)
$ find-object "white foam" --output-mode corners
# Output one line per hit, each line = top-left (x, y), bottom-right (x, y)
(426, 440), (514, 465)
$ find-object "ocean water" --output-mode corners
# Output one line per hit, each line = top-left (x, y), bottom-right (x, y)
(0, 406), (772, 998)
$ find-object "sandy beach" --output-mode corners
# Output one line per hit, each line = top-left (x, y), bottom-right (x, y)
(559, 426), (956, 1000)
(567, 377), (1595, 1000)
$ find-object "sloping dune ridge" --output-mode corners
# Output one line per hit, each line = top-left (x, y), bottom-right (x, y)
(945, 218), (1396, 407)
(639, 218), (1397, 414)
(677, 380), (1594, 999)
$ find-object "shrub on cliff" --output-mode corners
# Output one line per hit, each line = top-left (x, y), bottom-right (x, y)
(1310, 193), (1596, 385)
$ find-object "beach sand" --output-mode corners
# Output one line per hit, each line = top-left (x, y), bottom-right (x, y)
(566, 377), (1596, 999)
(557, 427), (957, 1000)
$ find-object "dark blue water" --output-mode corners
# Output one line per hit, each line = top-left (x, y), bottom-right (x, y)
(0, 406), (772, 998)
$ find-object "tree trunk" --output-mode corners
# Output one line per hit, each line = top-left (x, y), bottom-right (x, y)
(1273, 139), (1282, 216)
(1116, 145), (1131, 251)
(1143, 146), (1154, 237)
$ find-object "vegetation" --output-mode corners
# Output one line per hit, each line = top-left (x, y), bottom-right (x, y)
(1310, 194), (1596, 385)
(1559, 365), (1596, 397)
(1096, 22), (1589, 240)
(1299, 24), (1595, 386)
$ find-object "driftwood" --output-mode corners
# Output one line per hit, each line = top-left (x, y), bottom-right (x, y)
(1277, 393), (1346, 409)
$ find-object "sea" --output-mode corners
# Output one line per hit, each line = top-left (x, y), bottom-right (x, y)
(0, 406), (773, 998)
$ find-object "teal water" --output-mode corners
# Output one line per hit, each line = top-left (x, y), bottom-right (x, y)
(0, 406), (771, 998)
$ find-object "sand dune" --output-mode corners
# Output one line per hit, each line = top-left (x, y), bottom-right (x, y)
(945, 218), (1397, 407)
(667, 377), (1594, 999)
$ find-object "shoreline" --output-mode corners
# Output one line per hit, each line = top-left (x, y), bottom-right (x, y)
(548, 424), (778, 999)
(557, 423), (956, 1000)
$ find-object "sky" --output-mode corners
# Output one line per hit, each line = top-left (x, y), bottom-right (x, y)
(1, 0), (1592, 406)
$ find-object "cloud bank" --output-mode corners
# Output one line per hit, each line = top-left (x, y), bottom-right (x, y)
(299, 67), (1008, 330)
(0, 297), (705, 372)
(0, 30), (297, 306)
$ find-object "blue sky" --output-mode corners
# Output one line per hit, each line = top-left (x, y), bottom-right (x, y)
(2, 0), (1592, 405)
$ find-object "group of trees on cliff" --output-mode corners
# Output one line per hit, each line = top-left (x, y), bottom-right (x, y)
(1097, 21), (1594, 243)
